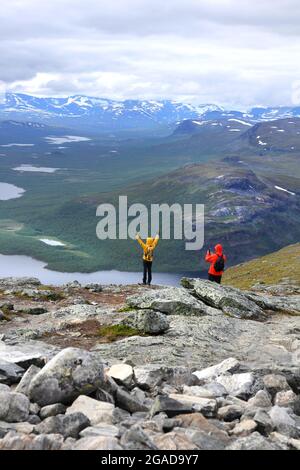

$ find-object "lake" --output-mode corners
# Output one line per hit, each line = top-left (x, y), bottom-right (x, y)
(0, 253), (183, 286)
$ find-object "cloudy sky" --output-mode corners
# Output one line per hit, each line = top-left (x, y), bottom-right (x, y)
(1, 0), (300, 108)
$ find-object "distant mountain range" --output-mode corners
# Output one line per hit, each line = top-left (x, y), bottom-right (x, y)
(1, 93), (300, 133)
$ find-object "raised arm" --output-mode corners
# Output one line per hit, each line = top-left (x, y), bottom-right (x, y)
(152, 234), (159, 249)
(136, 234), (146, 250)
(205, 250), (215, 263)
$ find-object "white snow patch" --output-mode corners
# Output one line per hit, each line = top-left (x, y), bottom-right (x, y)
(13, 165), (59, 173)
(40, 239), (66, 247)
(275, 186), (296, 196)
(229, 129), (241, 132)
(1, 143), (34, 148)
(45, 136), (91, 145)
(228, 119), (252, 127)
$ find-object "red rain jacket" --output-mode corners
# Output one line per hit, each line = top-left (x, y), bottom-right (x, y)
(205, 244), (227, 276)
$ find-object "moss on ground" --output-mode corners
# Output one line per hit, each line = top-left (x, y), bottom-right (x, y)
(96, 324), (142, 342)
(223, 243), (300, 290)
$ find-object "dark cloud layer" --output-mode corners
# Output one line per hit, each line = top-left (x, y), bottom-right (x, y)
(1, 0), (300, 107)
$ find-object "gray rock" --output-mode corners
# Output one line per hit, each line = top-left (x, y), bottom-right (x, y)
(123, 310), (170, 334)
(115, 387), (149, 414)
(0, 384), (10, 392)
(29, 403), (40, 415)
(15, 365), (41, 396)
(246, 390), (272, 409)
(168, 393), (217, 418)
(72, 436), (122, 450)
(0, 391), (30, 422)
(0, 421), (34, 438)
(0, 277), (41, 289)
(192, 358), (240, 382)
(0, 341), (57, 369)
(275, 390), (298, 409)
(0, 359), (24, 385)
(134, 364), (191, 390)
(268, 406), (298, 437)
(40, 403), (67, 420)
(253, 409), (274, 435)
(181, 278), (266, 320)
(152, 430), (199, 450)
(178, 427), (228, 450)
(127, 287), (212, 317)
(150, 396), (193, 418)
(29, 348), (105, 406)
(182, 382), (227, 399)
(66, 396), (115, 425)
(0, 431), (64, 450)
(79, 423), (120, 439)
(218, 404), (244, 422)
(231, 419), (257, 437)
(28, 415), (41, 425)
(120, 426), (157, 450)
(34, 412), (90, 438)
(226, 432), (280, 450)
(263, 374), (291, 398)
(107, 364), (133, 387)
(216, 373), (255, 399)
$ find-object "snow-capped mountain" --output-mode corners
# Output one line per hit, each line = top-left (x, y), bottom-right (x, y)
(1, 93), (300, 133)
(0, 93), (223, 133)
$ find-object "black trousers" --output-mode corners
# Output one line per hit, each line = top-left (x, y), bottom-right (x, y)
(208, 273), (222, 284)
(143, 260), (152, 285)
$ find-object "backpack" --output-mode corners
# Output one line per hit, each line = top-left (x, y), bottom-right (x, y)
(145, 247), (154, 261)
(214, 255), (225, 273)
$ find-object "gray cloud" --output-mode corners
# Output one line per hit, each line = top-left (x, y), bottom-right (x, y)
(1, 0), (300, 107)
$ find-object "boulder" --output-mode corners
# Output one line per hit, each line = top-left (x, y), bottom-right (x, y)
(231, 419), (257, 437)
(134, 365), (191, 390)
(226, 432), (280, 450)
(79, 423), (120, 439)
(29, 348), (105, 406)
(72, 436), (122, 450)
(66, 396), (115, 425)
(216, 373), (255, 399)
(126, 287), (212, 317)
(253, 409), (274, 435)
(274, 390), (298, 408)
(152, 431), (199, 450)
(263, 374), (291, 398)
(0, 341), (58, 369)
(268, 406), (298, 437)
(107, 364), (133, 387)
(0, 391), (30, 422)
(122, 310), (169, 334)
(182, 382), (227, 399)
(0, 431), (64, 450)
(168, 394), (217, 418)
(217, 404), (244, 422)
(246, 390), (272, 409)
(40, 404), (67, 420)
(150, 396), (193, 418)
(115, 388), (149, 414)
(34, 412), (90, 438)
(181, 278), (266, 320)
(192, 358), (240, 382)
(15, 365), (41, 396)
(0, 359), (24, 385)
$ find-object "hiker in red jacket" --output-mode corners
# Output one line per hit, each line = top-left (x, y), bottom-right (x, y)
(205, 244), (227, 284)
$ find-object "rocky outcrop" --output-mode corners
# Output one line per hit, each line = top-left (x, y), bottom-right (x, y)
(181, 278), (267, 320)
(28, 348), (105, 406)
(0, 276), (300, 450)
(0, 350), (299, 450)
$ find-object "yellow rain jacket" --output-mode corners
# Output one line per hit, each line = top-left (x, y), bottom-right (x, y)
(136, 235), (159, 262)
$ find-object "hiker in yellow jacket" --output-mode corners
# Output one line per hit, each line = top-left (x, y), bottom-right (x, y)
(135, 234), (159, 286)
